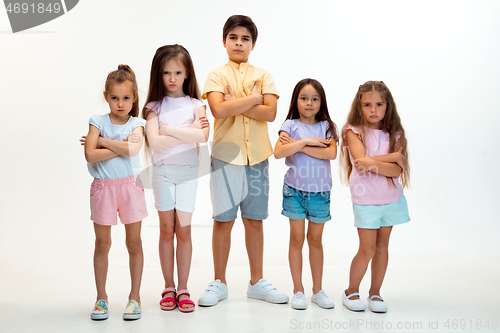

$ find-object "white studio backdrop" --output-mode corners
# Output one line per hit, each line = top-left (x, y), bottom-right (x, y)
(0, 0), (498, 293)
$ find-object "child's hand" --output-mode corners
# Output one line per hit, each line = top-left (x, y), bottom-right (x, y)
(251, 81), (263, 105)
(353, 154), (373, 174)
(79, 136), (86, 146)
(159, 124), (169, 136)
(190, 116), (209, 130)
(279, 135), (295, 145)
(224, 85), (236, 101)
(395, 147), (408, 172)
(305, 137), (330, 147)
(126, 133), (142, 143)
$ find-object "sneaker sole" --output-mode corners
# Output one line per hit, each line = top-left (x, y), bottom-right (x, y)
(312, 300), (335, 309)
(90, 313), (108, 320)
(123, 313), (141, 320)
(198, 293), (228, 307)
(247, 292), (289, 304)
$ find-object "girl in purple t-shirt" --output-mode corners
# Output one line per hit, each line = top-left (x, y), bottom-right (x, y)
(274, 79), (338, 310)
(340, 81), (410, 313)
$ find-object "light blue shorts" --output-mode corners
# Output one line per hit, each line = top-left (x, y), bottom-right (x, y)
(353, 195), (410, 229)
(281, 183), (331, 223)
(210, 157), (269, 222)
(152, 164), (198, 213)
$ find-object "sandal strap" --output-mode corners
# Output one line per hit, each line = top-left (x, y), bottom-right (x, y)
(346, 292), (360, 298)
(369, 295), (384, 301)
(176, 289), (191, 300)
(161, 287), (176, 298)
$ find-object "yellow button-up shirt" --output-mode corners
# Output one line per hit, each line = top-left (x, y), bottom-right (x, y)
(203, 61), (279, 166)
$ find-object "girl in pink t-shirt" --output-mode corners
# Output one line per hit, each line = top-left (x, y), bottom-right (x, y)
(340, 81), (410, 313)
(142, 45), (209, 313)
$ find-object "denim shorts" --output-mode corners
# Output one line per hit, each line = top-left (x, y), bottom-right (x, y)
(281, 183), (331, 224)
(210, 157), (269, 222)
(152, 164), (198, 213)
(353, 195), (410, 229)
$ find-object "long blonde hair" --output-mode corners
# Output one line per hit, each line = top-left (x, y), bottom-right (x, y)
(340, 81), (410, 188)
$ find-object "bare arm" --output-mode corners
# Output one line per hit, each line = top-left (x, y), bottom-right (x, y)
(98, 126), (144, 157)
(274, 132), (330, 159)
(159, 106), (210, 143)
(145, 110), (182, 150)
(242, 93), (277, 122)
(207, 81), (264, 119)
(84, 125), (119, 163)
(301, 138), (337, 160)
(347, 130), (402, 177)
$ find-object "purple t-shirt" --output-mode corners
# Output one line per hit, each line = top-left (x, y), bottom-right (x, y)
(279, 119), (332, 192)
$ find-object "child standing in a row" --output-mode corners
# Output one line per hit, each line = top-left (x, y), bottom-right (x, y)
(83, 65), (147, 320)
(143, 44), (209, 313)
(198, 15), (288, 306)
(274, 79), (338, 310)
(341, 81), (410, 313)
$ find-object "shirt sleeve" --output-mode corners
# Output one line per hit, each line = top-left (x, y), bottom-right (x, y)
(145, 100), (162, 116)
(89, 115), (102, 131)
(130, 117), (146, 131)
(193, 98), (205, 115)
(202, 68), (225, 100)
(261, 70), (279, 99)
(342, 124), (363, 147)
(278, 119), (293, 136)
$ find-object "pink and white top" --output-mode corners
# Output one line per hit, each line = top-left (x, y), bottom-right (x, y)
(343, 124), (403, 205)
(146, 96), (204, 165)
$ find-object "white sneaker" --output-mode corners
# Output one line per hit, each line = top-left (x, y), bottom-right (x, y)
(311, 290), (335, 309)
(198, 279), (228, 306)
(291, 292), (307, 310)
(247, 279), (289, 304)
(367, 295), (388, 313)
(342, 290), (366, 311)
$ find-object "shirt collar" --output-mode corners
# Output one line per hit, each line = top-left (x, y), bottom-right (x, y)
(227, 60), (249, 70)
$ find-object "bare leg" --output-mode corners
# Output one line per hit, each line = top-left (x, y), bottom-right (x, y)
(307, 221), (325, 294)
(124, 221), (143, 302)
(288, 219), (305, 293)
(242, 217), (264, 285)
(213, 219), (235, 284)
(158, 210), (175, 307)
(93, 223), (112, 303)
(346, 228), (377, 300)
(369, 226), (393, 301)
(175, 210), (193, 308)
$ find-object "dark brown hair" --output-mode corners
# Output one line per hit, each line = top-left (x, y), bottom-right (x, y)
(223, 15), (258, 44)
(340, 81), (410, 188)
(286, 78), (338, 141)
(104, 64), (139, 117)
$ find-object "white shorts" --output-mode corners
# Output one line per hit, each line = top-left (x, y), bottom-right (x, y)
(152, 164), (198, 213)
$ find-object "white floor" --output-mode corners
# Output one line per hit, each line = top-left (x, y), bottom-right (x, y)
(1, 208), (499, 333)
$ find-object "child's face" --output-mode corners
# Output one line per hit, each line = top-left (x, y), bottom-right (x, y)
(297, 84), (321, 124)
(361, 91), (386, 129)
(104, 81), (136, 121)
(223, 26), (254, 64)
(163, 57), (187, 98)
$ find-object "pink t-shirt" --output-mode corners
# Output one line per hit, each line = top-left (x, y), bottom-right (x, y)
(146, 96), (204, 165)
(343, 124), (403, 205)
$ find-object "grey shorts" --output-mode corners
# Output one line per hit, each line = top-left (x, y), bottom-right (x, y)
(210, 157), (269, 222)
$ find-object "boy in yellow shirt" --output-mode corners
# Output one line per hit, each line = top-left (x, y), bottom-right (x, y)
(198, 15), (288, 306)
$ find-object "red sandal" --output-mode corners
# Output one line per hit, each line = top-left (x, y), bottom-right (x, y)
(159, 287), (176, 311)
(176, 289), (195, 313)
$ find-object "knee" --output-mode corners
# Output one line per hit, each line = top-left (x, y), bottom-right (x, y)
(375, 240), (389, 254)
(306, 234), (322, 249)
(290, 233), (305, 249)
(95, 237), (111, 253)
(175, 228), (192, 244)
(159, 227), (175, 243)
(357, 246), (376, 261)
(126, 237), (143, 254)
(214, 220), (234, 234)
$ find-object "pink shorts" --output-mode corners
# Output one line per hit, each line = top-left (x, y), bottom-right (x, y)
(90, 176), (148, 226)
